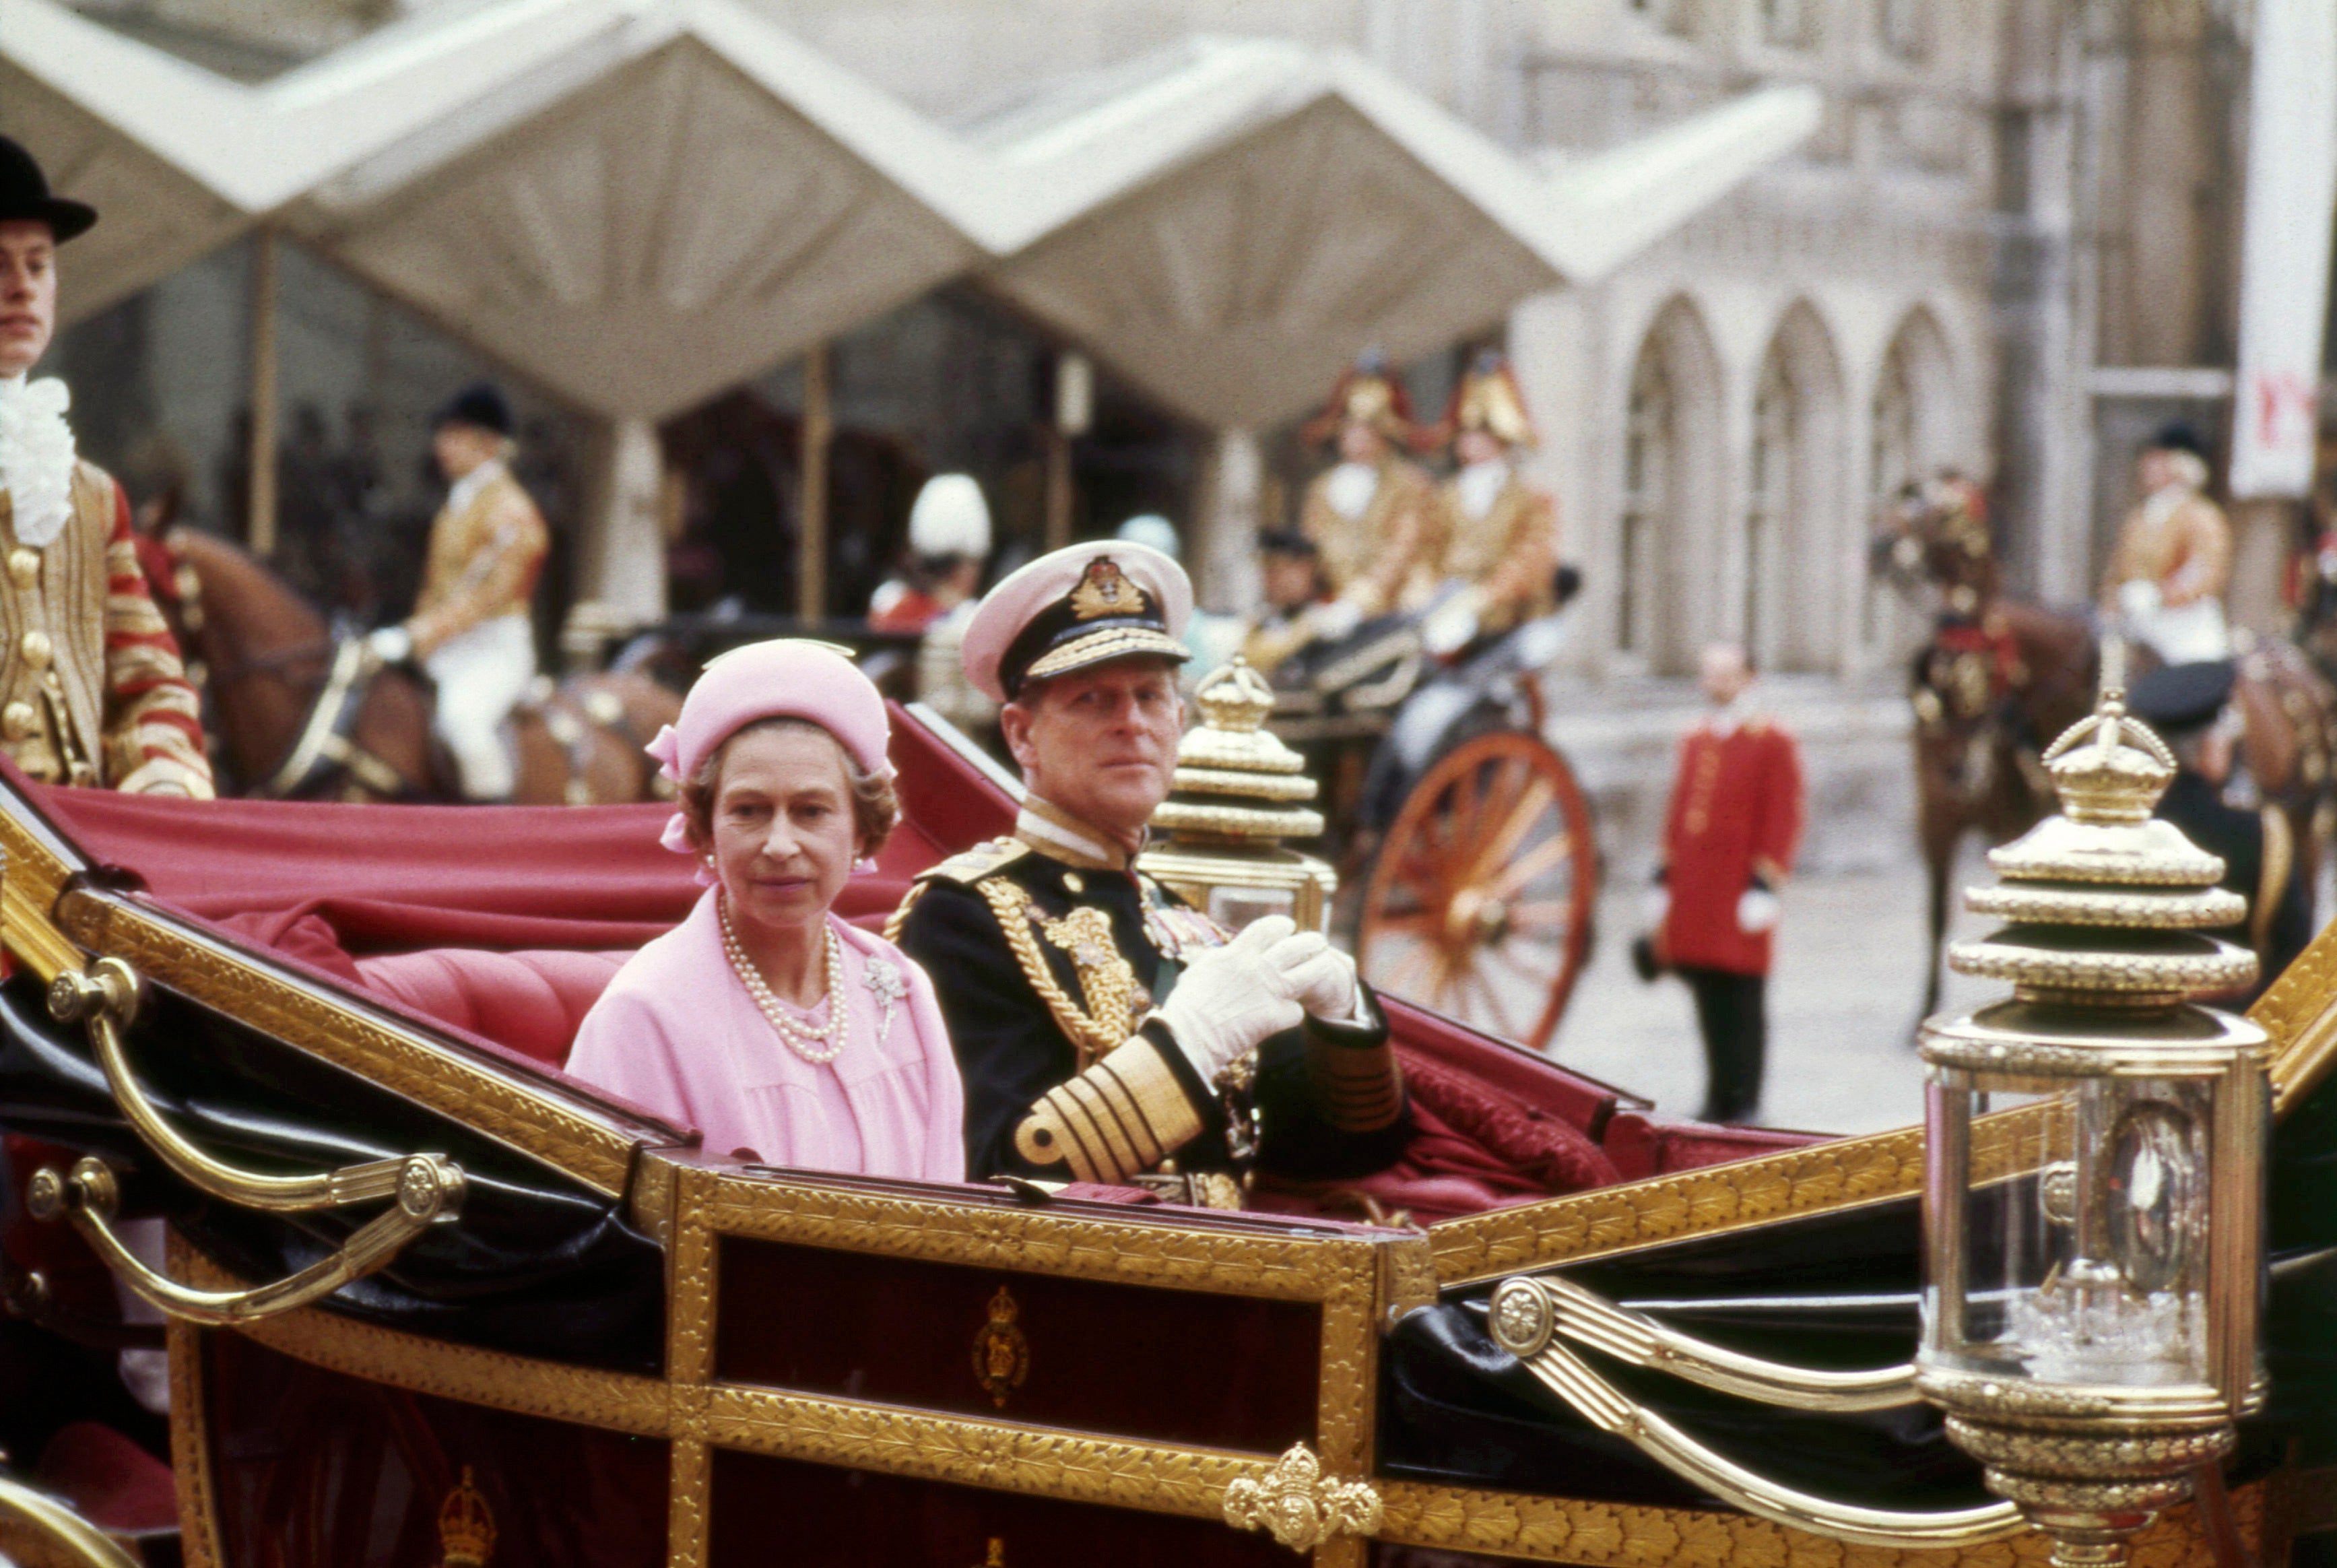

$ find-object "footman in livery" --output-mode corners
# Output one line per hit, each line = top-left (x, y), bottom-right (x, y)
(890, 541), (1408, 1206)
(0, 137), (210, 797)
(366, 383), (550, 802)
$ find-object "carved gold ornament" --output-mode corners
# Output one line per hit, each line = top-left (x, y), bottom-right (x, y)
(971, 1286), (1030, 1410)
(438, 1466), (496, 1568)
(1221, 1443), (1382, 1552)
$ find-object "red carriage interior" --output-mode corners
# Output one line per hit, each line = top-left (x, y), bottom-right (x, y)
(26, 705), (1820, 1224)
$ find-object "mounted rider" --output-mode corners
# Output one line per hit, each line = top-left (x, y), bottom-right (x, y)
(1296, 352), (1439, 638)
(367, 385), (549, 801)
(1416, 351), (1563, 658)
(0, 137), (210, 798)
(2103, 424), (2231, 665)
(888, 540), (1407, 1208)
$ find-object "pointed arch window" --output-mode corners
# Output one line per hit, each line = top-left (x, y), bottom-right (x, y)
(1747, 354), (1796, 660)
(1620, 344), (1673, 659)
(1868, 337), (1917, 646)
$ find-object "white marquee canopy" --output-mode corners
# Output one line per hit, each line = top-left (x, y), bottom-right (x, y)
(2, 0), (1814, 428)
(0, 0), (641, 321)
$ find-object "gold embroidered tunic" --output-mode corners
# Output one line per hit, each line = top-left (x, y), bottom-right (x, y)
(1430, 470), (1560, 633)
(888, 799), (1406, 1206)
(409, 467), (549, 659)
(0, 462), (210, 795)
(1298, 457), (1439, 616)
(2101, 487), (2231, 610)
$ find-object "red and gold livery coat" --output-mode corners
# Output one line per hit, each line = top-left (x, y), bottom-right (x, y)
(1657, 715), (1804, 976)
(0, 461), (209, 795)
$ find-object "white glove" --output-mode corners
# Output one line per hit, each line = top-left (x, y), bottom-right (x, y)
(1304, 597), (1365, 643)
(1265, 926), (1360, 1022)
(1420, 593), (1481, 657)
(367, 624), (414, 665)
(1643, 883), (1670, 929)
(1736, 887), (1782, 935)
(2116, 578), (2162, 622)
(1157, 915), (1305, 1082)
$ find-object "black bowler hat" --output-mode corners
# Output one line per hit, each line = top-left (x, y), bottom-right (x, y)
(2147, 422), (2208, 459)
(2127, 659), (2236, 738)
(0, 137), (96, 243)
(432, 382), (513, 436)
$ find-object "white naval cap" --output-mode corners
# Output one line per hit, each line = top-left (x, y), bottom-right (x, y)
(960, 541), (1193, 703)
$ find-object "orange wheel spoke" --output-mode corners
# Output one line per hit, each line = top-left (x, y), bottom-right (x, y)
(1484, 940), (1558, 987)
(1488, 832), (1574, 899)
(1460, 967), (1521, 1043)
(1501, 899), (1581, 932)
(1464, 777), (1556, 886)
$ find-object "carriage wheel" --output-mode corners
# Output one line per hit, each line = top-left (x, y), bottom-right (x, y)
(1356, 731), (1596, 1051)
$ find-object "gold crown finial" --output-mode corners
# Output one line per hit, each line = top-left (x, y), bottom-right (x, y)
(1193, 658), (1276, 735)
(1948, 636), (2252, 1007)
(438, 1467), (496, 1568)
(2038, 682), (2175, 827)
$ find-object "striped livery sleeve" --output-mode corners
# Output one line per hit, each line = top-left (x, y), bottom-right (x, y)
(98, 483), (213, 798)
(1012, 1031), (1206, 1185)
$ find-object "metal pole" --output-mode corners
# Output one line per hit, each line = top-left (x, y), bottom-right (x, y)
(246, 228), (280, 556)
(798, 343), (831, 624)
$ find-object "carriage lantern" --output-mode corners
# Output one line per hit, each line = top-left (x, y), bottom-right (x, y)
(1142, 658), (1338, 933)
(1915, 684), (2270, 1568)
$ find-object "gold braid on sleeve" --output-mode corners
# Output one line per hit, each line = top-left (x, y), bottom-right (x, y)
(1012, 1035), (1205, 1184)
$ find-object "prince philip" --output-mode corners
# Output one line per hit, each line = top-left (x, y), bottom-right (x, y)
(890, 542), (1406, 1207)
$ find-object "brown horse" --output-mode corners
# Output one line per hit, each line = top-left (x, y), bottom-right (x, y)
(150, 527), (679, 804)
(1875, 482), (2337, 1014)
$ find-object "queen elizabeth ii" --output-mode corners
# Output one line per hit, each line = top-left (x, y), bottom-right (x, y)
(567, 641), (964, 1180)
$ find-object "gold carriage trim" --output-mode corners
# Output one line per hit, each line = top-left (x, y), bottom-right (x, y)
(166, 1239), (2306, 1568)
(1014, 1037), (1202, 1185)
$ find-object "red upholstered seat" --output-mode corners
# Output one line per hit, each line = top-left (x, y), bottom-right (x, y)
(356, 949), (630, 1069)
(36, 1422), (178, 1538)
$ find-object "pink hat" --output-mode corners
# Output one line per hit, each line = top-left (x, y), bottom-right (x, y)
(646, 640), (892, 865)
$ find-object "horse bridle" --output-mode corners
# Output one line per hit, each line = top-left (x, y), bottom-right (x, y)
(257, 636), (414, 799)
(160, 533), (422, 799)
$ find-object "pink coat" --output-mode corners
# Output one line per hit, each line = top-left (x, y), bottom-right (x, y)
(567, 892), (964, 1182)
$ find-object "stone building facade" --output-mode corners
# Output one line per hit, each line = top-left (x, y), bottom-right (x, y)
(51, 0), (2278, 695)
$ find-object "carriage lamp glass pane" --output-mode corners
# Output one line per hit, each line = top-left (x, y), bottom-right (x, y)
(1923, 1072), (2214, 1389)
(1208, 885), (1296, 932)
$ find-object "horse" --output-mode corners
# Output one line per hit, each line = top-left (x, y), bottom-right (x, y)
(1873, 480), (2337, 1015)
(147, 526), (680, 805)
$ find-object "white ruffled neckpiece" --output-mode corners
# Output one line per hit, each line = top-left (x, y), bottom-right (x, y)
(0, 375), (77, 549)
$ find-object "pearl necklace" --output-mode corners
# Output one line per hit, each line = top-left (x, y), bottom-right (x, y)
(719, 895), (849, 1065)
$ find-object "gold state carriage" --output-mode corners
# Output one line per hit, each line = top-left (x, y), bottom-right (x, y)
(0, 696), (2324, 1568)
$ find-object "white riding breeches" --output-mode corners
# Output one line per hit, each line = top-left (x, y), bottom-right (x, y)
(425, 613), (535, 800)
(2117, 580), (2231, 665)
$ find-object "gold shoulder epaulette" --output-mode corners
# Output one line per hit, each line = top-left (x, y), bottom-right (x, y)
(916, 837), (1031, 887)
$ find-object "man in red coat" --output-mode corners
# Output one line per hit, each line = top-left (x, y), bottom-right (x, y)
(1650, 644), (1804, 1123)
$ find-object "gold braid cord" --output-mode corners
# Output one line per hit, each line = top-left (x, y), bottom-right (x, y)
(977, 878), (1124, 1064)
